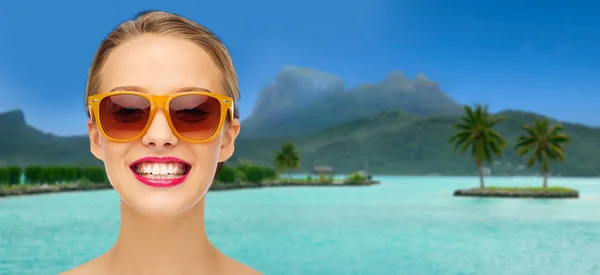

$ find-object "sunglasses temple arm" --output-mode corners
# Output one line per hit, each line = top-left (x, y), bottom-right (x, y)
(230, 102), (236, 120)
(87, 106), (96, 123)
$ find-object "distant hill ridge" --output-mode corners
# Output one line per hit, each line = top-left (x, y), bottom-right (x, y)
(1, 65), (599, 176)
(0, 109), (100, 167)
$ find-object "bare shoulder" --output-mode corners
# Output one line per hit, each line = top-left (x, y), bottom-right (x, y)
(221, 255), (263, 275)
(57, 264), (92, 275)
(226, 262), (263, 275)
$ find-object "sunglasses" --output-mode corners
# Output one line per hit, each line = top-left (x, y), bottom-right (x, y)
(87, 91), (235, 143)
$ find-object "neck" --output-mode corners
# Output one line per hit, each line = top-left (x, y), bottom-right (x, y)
(106, 198), (222, 275)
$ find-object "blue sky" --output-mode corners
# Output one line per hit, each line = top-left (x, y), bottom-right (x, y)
(0, 0), (598, 136)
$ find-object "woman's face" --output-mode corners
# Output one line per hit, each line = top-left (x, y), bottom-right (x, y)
(87, 34), (240, 217)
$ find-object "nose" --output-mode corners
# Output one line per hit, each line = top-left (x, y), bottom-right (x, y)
(141, 111), (178, 148)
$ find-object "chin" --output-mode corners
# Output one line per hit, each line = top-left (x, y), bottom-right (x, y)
(127, 193), (199, 217)
(113, 177), (209, 218)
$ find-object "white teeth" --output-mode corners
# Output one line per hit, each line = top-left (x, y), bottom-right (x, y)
(133, 162), (189, 177)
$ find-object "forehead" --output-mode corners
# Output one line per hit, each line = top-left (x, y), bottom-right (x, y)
(98, 34), (224, 95)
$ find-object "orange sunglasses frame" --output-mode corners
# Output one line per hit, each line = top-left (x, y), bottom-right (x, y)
(87, 91), (234, 143)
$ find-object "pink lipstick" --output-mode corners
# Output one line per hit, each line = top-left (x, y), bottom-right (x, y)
(129, 156), (191, 188)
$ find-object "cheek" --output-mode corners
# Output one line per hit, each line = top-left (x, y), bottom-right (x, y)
(98, 138), (134, 177)
(190, 140), (221, 166)
(185, 139), (223, 185)
(99, 138), (130, 160)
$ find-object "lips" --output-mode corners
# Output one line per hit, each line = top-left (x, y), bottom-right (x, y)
(129, 156), (191, 187)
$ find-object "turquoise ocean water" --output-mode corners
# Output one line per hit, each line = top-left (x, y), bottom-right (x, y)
(2, 176), (600, 275)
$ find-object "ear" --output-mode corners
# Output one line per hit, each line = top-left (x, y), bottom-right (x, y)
(88, 118), (104, 161)
(218, 119), (241, 162)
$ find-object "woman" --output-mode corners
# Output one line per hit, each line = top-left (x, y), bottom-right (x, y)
(61, 10), (261, 275)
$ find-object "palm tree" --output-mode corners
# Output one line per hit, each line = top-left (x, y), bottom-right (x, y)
(274, 143), (301, 181)
(514, 118), (570, 188)
(449, 104), (507, 188)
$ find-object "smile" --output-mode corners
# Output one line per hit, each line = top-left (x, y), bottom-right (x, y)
(129, 157), (191, 188)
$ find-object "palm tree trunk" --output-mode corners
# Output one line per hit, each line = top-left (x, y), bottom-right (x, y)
(478, 165), (485, 189)
(543, 172), (548, 188)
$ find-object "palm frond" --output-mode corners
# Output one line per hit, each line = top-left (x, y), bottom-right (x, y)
(517, 143), (535, 156)
(459, 139), (472, 153)
(526, 152), (537, 167)
(452, 123), (473, 131)
(549, 134), (570, 144)
(549, 144), (566, 162)
(449, 131), (471, 144)
(548, 124), (564, 136)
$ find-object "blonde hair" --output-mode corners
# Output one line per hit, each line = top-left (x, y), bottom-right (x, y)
(84, 10), (239, 119)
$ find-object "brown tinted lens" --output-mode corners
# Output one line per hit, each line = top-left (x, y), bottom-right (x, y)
(169, 94), (222, 140)
(98, 94), (151, 139)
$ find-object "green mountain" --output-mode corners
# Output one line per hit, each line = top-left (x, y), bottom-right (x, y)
(2, 65), (599, 177)
(241, 66), (463, 137)
(232, 110), (600, 177)
(0, 109), (102, 167)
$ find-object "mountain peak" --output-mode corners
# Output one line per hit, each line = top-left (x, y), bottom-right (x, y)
(386, 70), (408, 80)
(249, 65), (345, 118)
(277, 65), (343, 83)
(415, 73), (430, 82)
(0, 109), (26, 126)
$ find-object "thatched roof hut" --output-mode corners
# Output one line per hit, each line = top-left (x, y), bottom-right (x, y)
(312, 166), (333, 174)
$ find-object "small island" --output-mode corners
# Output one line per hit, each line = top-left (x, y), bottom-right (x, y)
(453, 186), (579, 199)
(0, 162), (378, 198)
(449, 104), (579, 199)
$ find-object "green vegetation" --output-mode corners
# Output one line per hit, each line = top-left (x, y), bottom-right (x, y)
(0, 166), (107, 186)
(0, 166), (21, 186)
(515, 118), (570, 188)
(22, 166), (107, 185)
(0, 166), (110, 197)
(0, 154), (377, 197)
(318, 173), (334, 183)
(449, 104), (507, 188)
(214, 163), (278, 186)
(210, 164), (279, 190)
(347, 172), (367, 184)
(273, 143), (301, 180)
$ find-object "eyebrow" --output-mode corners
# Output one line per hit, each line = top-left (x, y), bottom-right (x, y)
(109, 86), (212, 93)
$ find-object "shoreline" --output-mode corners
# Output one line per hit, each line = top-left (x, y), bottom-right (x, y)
(209, 180), (379, 191)
(0, 180), (380, 198)
(453, 187), (579, 199)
